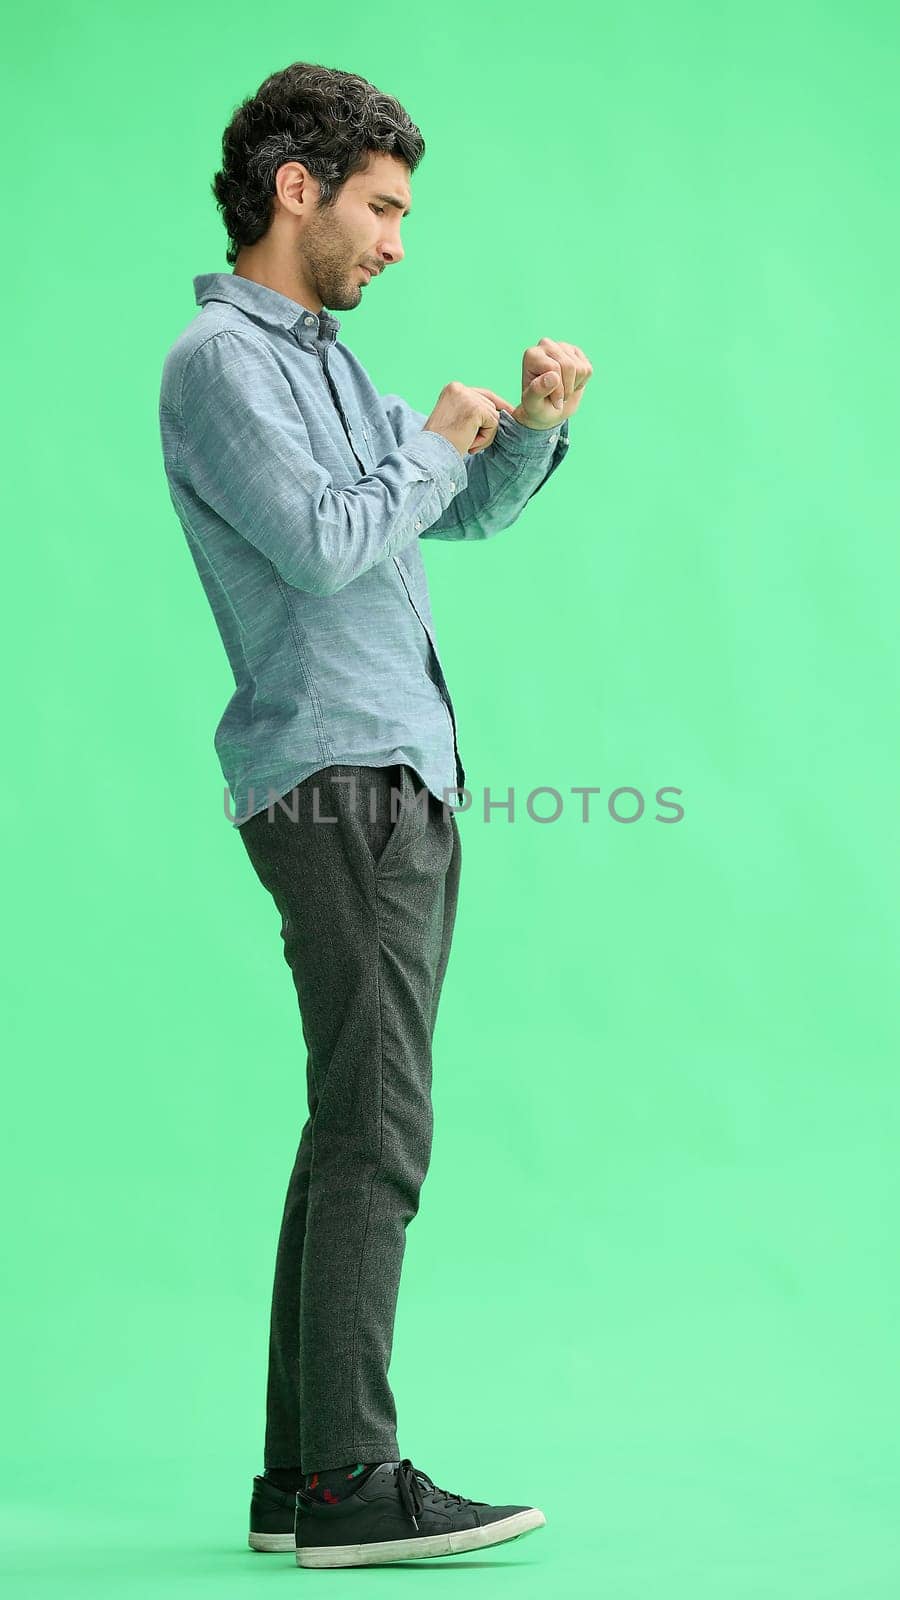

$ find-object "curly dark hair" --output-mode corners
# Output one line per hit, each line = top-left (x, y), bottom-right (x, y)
(211, 62), (426, 266)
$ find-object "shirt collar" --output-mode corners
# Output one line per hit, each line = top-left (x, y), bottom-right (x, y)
(193, 272), (341, 347)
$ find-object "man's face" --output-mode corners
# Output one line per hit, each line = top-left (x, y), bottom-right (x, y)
(298, 152), (412, 312)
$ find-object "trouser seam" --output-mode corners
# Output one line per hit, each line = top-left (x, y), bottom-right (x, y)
(348, 854), (386, 1449)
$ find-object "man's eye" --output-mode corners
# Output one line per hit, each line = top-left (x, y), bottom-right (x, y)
(371, 204), (386, 215)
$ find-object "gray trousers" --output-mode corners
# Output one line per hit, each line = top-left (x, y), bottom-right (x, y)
(236, 763), (462, 1474)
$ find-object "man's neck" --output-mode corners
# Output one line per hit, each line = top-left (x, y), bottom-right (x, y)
(232, 258), (322, 314)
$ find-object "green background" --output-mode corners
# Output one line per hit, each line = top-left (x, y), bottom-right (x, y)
(3, 2), (899, 1595)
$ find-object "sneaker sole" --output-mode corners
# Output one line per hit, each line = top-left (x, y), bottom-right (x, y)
(295, 1507), (546, 1567)
(248, 1530), (296, 1552)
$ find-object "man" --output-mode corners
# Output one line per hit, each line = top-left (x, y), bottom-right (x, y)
(158, 61), (591, 1569)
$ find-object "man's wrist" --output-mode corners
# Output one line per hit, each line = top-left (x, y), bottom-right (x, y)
(509, 403), (560, 431)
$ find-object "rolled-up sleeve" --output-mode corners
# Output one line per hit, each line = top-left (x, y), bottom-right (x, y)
(380, 393), (570, 541)
(177, 330), (467, 594)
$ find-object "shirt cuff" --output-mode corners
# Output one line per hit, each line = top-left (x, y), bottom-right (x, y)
(493, 409), (567, 454)
(402, 427), (468, 481)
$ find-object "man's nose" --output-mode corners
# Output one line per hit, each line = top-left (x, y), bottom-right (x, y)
(378, 239), (404, 266)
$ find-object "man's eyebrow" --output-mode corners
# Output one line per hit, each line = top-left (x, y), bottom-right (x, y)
(372, 192), (412, 217)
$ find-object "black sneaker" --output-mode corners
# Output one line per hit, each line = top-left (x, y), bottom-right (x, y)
(248, 1474), (296, 1552)
(294, 1457), (546, 1568)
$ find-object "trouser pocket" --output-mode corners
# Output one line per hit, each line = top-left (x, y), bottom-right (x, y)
(351, 764), (410, 870)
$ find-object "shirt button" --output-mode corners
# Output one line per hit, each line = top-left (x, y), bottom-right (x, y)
(414, 519), (423, 531)
(304, 316), (315, 326)
(449, 479), (457, 491)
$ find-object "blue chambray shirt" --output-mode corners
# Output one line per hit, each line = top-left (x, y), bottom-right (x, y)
(158, 272), (570, 826)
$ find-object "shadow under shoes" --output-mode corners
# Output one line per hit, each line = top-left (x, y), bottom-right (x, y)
(294, 1457), (546, 1568)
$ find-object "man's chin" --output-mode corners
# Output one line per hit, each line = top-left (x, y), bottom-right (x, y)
(318, 286), (362, 312)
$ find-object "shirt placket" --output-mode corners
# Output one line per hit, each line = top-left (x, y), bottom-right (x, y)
(307, 324), (467, 796)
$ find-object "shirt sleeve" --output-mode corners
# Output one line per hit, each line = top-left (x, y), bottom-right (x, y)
(175, 329), (468, 595)
(379, 392), (570, 541)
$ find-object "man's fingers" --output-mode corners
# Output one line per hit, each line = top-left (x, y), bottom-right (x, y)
(521, 340), (593, 417)
(530, 368), (564, 409)
(538, 341), (577, 400)
(472, 385), (517, 414)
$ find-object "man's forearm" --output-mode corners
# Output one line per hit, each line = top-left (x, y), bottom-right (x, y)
(419, 411), (570, 540)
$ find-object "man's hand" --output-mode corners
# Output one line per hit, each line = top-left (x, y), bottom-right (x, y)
(430, 342), (592, 458)
(510, 339), (593, 430)
(423, 381), (506, 456)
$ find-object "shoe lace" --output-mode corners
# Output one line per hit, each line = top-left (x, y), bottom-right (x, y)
(395, 1458), (484, 1531)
